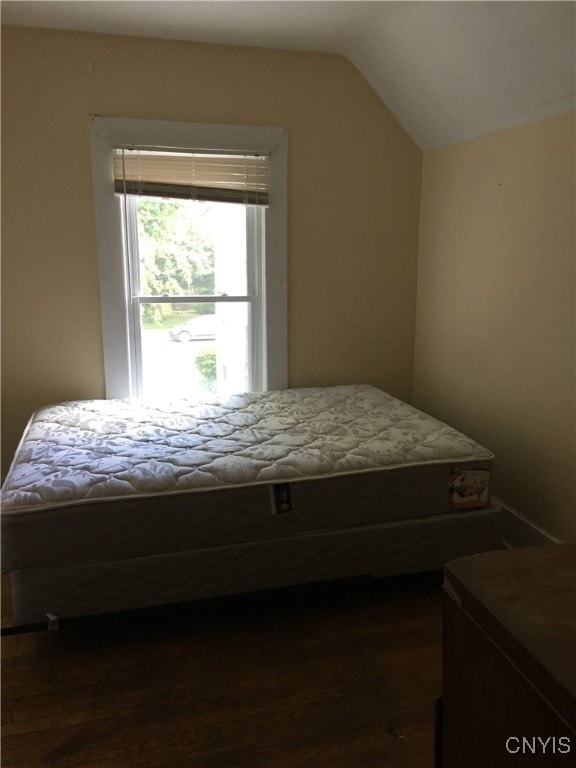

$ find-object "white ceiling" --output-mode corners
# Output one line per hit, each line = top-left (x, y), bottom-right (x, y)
(2, 0), (575, 149)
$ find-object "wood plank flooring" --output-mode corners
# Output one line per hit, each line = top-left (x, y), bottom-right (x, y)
(2, 573), (443, 768)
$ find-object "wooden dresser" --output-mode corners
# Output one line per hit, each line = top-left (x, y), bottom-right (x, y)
(439, 544), (576, 767)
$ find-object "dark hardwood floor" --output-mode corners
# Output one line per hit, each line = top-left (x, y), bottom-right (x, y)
(2, 573), (443, 768)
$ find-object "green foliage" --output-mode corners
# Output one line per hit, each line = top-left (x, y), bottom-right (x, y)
(138, 198), (179, 240)
(136, 197), (215, 299)
(195, 348), (217, 391)
(142, 303), (164, 325)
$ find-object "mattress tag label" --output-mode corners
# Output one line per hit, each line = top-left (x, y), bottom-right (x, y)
(448, 469), (490, 510)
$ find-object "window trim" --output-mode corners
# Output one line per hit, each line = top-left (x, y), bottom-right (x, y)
(90, 117), (288, 398)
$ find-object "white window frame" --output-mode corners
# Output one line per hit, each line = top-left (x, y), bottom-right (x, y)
(89, 117), (288, 399)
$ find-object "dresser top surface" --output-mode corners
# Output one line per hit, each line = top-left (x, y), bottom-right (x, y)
(445, 543), (576, 713)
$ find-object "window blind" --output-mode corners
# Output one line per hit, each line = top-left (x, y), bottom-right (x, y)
(112, 149), (269, 205)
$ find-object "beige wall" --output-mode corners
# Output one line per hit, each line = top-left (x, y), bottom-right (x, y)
(414, 113), (576, 541)
(1, 27), (422, 474)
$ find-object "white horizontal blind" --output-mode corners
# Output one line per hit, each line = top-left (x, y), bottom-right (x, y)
(112, 149), (269, 205)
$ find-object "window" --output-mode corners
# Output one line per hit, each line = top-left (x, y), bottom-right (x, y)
(90, 118), (287, 399)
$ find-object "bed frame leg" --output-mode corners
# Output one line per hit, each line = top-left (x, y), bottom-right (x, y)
(46, 613), (60, 631)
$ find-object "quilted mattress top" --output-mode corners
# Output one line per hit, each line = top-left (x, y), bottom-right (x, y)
(1, 385), (493, 515)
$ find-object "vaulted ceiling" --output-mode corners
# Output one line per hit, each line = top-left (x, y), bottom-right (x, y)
(2, 1), (575, 149)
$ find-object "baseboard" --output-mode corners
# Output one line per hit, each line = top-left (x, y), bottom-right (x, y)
(494, 498), (561, 548)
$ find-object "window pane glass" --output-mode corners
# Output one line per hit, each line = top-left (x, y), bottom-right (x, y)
(140, 301), (250, 399)
(135, 197), (247, 297)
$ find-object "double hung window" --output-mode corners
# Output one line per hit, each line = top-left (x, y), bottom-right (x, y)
(90, 118), (287, 400)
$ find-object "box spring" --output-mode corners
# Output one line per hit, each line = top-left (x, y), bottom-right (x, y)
(9, 507), (502, 625)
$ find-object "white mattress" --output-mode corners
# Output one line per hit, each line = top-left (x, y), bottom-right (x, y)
(1, 385), (494, 573)
(3, 385), (493, 508)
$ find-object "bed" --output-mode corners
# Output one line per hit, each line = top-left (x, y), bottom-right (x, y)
(1, 385), (503, 626)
